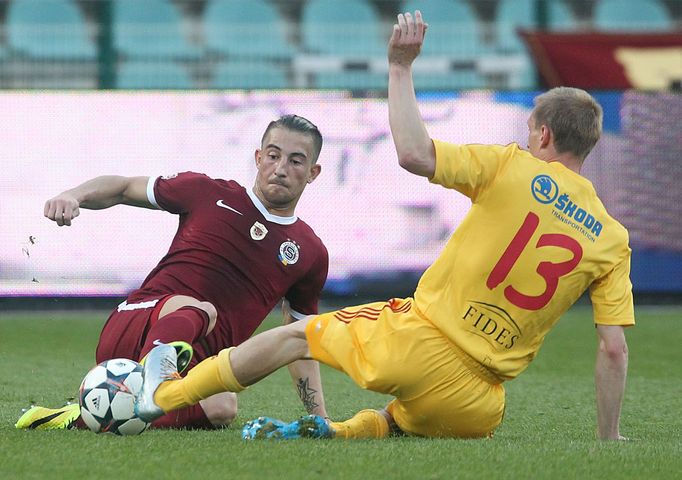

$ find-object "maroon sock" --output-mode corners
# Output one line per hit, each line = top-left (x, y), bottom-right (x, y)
(75, 405), (215, 430)
(73, 415), (87, 430)
(150, 404), (215, 430)
(140, 306), (210, 359)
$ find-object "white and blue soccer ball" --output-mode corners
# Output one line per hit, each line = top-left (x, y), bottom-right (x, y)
(79, 358), (150, 435)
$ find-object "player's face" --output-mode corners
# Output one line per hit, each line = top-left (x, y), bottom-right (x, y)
(253, 127), (321, 215)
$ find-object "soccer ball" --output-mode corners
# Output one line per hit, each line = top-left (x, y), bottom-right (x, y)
(79, 358), (150, 435)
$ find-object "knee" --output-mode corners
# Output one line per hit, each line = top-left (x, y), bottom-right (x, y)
(205, 403), (237, 427)
(200, 392), (238, 427)
(283, 321), (311, 357)
(288, 317), (312, 340)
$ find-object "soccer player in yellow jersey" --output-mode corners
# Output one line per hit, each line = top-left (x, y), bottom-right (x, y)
(135, 10), (632, 441)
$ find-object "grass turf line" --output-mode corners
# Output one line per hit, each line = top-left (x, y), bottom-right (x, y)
(1, 306), (681, 479)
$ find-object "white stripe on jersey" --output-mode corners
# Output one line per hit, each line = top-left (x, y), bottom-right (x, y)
(147, 176), (160, 209)
(117, 298), (160, 312)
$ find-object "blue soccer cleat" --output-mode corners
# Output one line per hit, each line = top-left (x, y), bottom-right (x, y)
(242, 415), (333, 440)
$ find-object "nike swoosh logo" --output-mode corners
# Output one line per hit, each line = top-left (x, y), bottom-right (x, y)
(216, 200), (243, 216)
(29, 411), (66, 429)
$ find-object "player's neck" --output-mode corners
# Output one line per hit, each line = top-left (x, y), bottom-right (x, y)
(252, 186), (297, 217)
(543, 150), (582, 175)
(265, 203), (296, 217)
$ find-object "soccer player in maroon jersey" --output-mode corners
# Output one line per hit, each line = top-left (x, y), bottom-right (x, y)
(16, 115), (330, 431)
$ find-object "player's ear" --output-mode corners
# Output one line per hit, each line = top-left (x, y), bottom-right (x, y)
(307, 164), (321, 184)
(254, 149), (262, 167)
(540, 125), (551, 148)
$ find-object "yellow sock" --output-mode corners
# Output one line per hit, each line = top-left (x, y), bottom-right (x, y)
(154, 347), (245, 412)
(330, 409), (390, 439)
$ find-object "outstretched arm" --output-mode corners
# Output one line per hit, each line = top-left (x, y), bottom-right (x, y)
(595, 324), (629, 440)
(388, 10), (435, 178)
(282, 301), (329, 418)
(44, 175), (155, 226)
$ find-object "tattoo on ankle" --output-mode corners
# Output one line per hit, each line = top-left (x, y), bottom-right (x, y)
(296, 377), (319, 413)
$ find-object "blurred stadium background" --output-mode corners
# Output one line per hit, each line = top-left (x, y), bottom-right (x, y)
(0, 0), (679, 89)
(0, 0), (680, 307)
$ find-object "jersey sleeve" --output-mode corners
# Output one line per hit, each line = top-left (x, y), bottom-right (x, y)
(430, 141), (518, 201)
(285, 242), (329, 318)
(589, 248), (635, 326)
(152, 172), (212, 214)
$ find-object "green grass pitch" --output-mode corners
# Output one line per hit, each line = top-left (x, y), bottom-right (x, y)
(1, 305), (681, 479)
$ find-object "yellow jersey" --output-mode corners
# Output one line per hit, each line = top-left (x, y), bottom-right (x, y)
(415, 141), (634, 380)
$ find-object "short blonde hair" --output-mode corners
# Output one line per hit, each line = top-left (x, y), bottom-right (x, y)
(533, 87), (603, 161)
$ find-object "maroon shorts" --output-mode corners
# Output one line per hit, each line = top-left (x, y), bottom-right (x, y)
(95, 295), (211, 368)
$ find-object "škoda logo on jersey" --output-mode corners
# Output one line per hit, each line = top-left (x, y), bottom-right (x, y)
(531, 174), (603, 242)
(278, 240), (300, 266)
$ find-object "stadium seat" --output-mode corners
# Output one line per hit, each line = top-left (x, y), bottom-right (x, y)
(117, 61), (193, 89)
(314, 71), (387, 90)
(301, 0), (385, 56)
(402, 0), (487, 56)
(402, 0), (487, 89)
(496, 0), (576, 54)
(114, 0), (201, 59)
(413, 69), (485, 91)
(594, 0), (673, 31)
(204, 0), (295, 60)
(7, 0), (95, 58)
(495, 0), (575, 89)
(212, 60), (288, 89)
(300, 0), (385, 89)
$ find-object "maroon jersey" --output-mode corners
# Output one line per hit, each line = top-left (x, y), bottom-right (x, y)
(126, 172), (328, 352)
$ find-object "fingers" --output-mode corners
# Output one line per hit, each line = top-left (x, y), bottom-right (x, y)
(389, 23), (401, 45)
(44, 199), (55, 219)
(404, 12), (415, 38)
(63, 207), (80, 227)
(407, 11), (416, 37)
(45, 200), (66, 227)
(394, 11), (425, 41)
(415, 10), (427, 38)
(397, 12), (407, 38)
(44, 198), (79, 227)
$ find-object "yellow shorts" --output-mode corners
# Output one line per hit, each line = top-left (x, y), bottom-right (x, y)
(305, 298), (506, 438)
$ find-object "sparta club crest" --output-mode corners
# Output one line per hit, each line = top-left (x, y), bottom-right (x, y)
(278, 240), (300, 266)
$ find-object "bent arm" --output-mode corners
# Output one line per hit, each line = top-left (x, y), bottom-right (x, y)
(388, 10), (435, 178)
(44, 175), (155, 226)
(595, 324), (629, 440)
(282, 300), (329, 418)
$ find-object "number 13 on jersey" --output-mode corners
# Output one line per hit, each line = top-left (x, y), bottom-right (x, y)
(486, 212), (583, 311)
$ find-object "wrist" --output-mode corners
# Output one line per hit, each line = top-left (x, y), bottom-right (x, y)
(389, 62), (413, 75)
(65, 188), (85, 205)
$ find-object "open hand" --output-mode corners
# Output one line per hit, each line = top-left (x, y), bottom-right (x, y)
(388, 10), (428, 67)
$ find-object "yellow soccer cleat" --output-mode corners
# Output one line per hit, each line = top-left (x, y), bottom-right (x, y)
(15, 402), (80, 430)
